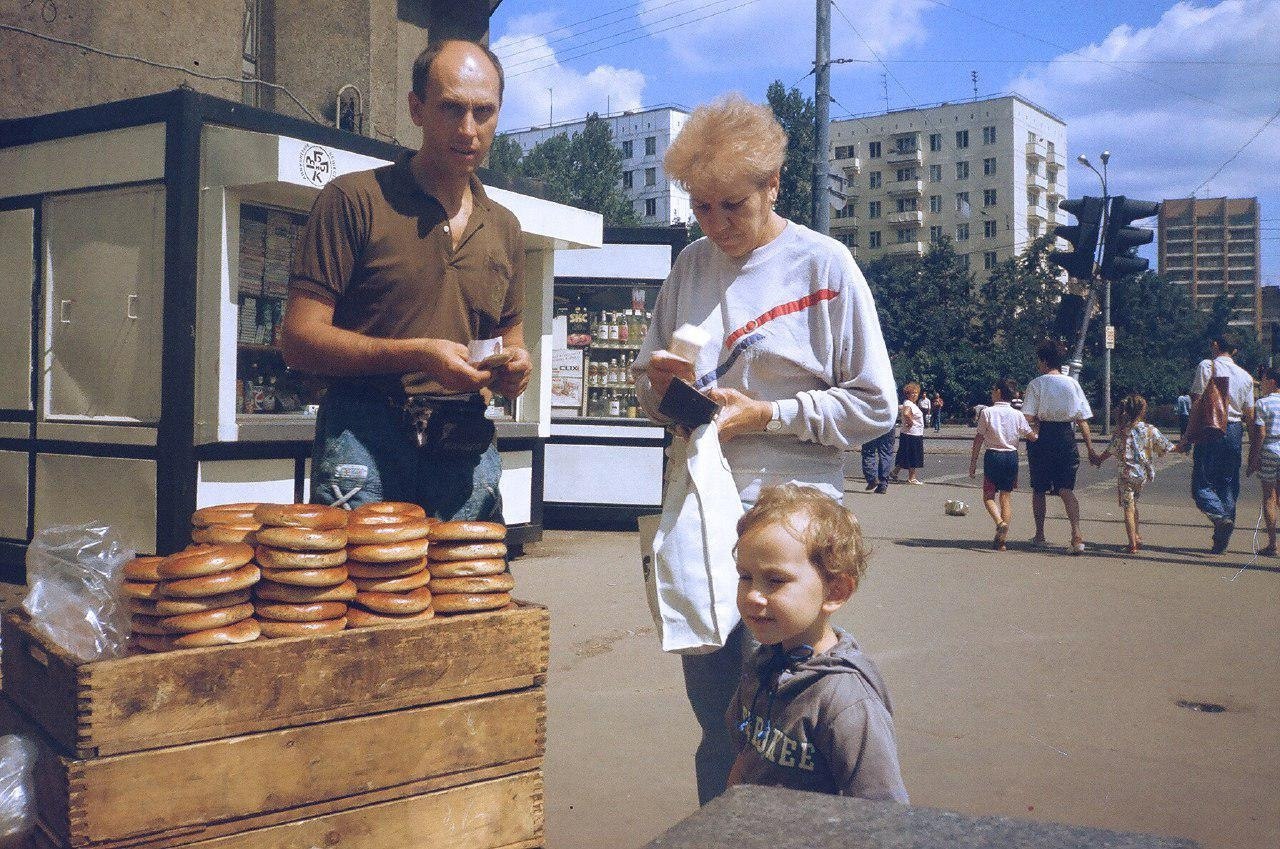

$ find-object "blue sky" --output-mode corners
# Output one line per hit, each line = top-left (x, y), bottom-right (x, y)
(490, 0), (1278, 282)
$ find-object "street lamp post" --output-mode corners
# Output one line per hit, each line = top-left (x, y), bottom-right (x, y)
(1078, 151), (1111, 435)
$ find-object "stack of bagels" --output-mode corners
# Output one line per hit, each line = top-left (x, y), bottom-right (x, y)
(345, 502), (437, 628)
(190, 502), (262, 547)
(131, 542), (262, 652)
(252, 503), (353, 637)
(427, 521), (513, 614)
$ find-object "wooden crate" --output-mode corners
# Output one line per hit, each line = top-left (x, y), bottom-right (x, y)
(2, 602), (549, 757)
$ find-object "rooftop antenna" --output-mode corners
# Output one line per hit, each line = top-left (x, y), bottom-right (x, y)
(971, 70), (978, 100)
(881, 73), (889, 111)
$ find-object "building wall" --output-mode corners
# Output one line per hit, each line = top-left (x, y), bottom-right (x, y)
(828, 94), (1067, 276)
(504, 106), (692, 225)
(1158, 196), (1262, 337)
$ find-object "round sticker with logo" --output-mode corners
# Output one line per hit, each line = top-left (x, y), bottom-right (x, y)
(298, 144), (336, 188)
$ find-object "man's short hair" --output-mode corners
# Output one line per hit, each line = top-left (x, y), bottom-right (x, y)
(995, 377), (1019, 402)
(1210, 333), (1238, 355)
(412, 40), (505, 102)
(1036, 338), (1067, 369)
(735, 484), (869, 588)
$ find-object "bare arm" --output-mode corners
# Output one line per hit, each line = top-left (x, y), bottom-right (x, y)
(281, 290), (492, 392)
(968, 432), (983, 477)
(1077, 417), (1096, 461)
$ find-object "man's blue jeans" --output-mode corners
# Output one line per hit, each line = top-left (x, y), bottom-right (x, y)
(861, 430), (895, 485)
(310, 385), (503, 521)
(1191, 421), (1242, 524)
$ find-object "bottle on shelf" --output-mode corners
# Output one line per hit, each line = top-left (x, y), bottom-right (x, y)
(608, 389), (622, 417)
(617, 310), (630, 345)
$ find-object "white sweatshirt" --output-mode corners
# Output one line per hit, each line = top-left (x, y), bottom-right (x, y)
(635, 221), (897, 502)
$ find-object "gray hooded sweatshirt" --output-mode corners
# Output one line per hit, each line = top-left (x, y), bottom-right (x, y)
(725, 628), (909, 802)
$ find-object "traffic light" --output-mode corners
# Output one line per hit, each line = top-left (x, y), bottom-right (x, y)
(1099, 196), (1160, 280)
(1050, 196), (1105, 280)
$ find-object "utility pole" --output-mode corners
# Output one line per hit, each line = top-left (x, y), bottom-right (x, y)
(1079, 151), (1111, 433)
(812, 0), (831, 235)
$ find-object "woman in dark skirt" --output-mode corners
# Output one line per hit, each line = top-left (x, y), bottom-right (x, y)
(891, 381), (926, 484)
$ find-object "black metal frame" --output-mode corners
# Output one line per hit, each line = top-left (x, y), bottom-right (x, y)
(0, 88), (549, 577)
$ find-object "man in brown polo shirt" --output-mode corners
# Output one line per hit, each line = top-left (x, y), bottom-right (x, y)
(282, 39), (529, 520)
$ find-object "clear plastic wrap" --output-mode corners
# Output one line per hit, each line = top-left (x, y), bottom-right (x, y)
(0, 735), (37, 846)
(22, 523), (134, 662)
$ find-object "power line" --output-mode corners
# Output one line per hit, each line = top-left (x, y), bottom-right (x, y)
(495, 0), (643, 53)
(0, 23), (320, 123)
(505, 0), (767, 79)
(1187, 103), (1280, 197)
(830, 1), (917, 108)
(497, 0), (709, 63)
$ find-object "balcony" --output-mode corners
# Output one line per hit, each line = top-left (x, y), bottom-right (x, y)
(1027, 203), (1049, 224)
(888, 210), (924, 226)
(1028, 170), (1049, 191)
(839, 158), (862, 177)
(886, 179), (923, 196)
(1046, 148), (1065, 170)
(1026, 139), (1047, 161)
(886, 148), (923, 166)
(831, 212), (859, 228)
(886, 240), (925, 257)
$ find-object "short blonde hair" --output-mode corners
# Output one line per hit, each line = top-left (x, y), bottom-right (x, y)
(735, 484), (869, 588)
(664, 93), (787, 190)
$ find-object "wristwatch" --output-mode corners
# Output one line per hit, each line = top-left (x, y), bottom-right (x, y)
(765, 401), (783, 433)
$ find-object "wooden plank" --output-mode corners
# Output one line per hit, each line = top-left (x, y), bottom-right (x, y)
(3, 602), (549, 757)
(1, 613), (86, 757)
(34, 772), (543, 849)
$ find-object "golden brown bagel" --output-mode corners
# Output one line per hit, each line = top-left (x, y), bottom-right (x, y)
(350, 569), (431, 593)
(254, 526), (347, 552)
(122, 556), (165, 582)
(432, 592), (511, 614)
(257, 617), (347, 638)
(191, 524), (261, 545)
(254, 503), (348, 530)
(191, 503), (260, 527)
(345, 519), (434, 545)
(169, 618), (261, 648)
(427, 521), (506, 542)
(123, 580), (159, 600)
(353, 585), (433, 615)
(428, 573), (514, 595)
(347, 537), (430, 563)
(426, 557), (506, 578)
(158, 543), (254, 579)
(158, 603), (255, 634)
(345, 557), (427, 579)
(260, 565), (349, 588)
(427, 541), (506, 562)
(255, 545), (347, 569)
(128, 598), (162, 616)
(350, 501), (427, 520)
(345, 605), (436, 628)
(254, 579), (358, 604)
(154, 589), (253, 616)
(254, 601), (349, 622)
(160, 564), (260, 598)
(130, 615), (168, 636)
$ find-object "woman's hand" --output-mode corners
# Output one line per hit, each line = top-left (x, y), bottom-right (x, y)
(706, 387), (772, 441)
(639, 350), (696, 398)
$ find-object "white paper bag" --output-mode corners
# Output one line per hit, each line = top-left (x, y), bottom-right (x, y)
(639, 420), (744, 654)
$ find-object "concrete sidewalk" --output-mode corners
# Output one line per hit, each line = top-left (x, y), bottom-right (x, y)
(513, 458), (1280, 849)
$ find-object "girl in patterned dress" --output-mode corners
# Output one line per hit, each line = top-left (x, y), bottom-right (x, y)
(1091, 394), (1178, 554)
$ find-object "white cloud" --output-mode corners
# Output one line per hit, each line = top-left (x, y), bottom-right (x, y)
(1011, 0), (1280, 204)
(492, 17), (648, 132)
(635, 0), (933, 75)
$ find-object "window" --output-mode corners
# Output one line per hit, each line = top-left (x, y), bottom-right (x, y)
(869, 141), (882, 158)
(645, 197), (657, 217)
(869, 171), (882, 189)
(896, 167), (917, 182)
(621, 140), (633, 159)
(644, 136), (656, 156)
(645, 167), (656, 187)
(929, 194), (942, 213)
(929, 133), (942, 152)
(984, 219), (997, 238)
(929, 225), (944, 242)
(983, 157), (996, 176)
(983, 188), (997, 207)
(984, 250), (998, 269)
(960, 253), (971, 269)
(955, 130), (969, 149)
(956, 223), (970, 241)
(837, 232), (857, 249)
(622, 171), (633, 189)
(869, 231), (882, 248)
(835, 145), (855, 159)
(929, 164), (942, 182)
(983, 126), (996, 145)
(868, 200), (882, 219)
(956, 161), (970, 180)
(955, 192), (970, 214)
(897, 228), (914, 244)
(896, 197), (918, 213)
(895, 137), (915, 153)
(836, 201), (856, 219)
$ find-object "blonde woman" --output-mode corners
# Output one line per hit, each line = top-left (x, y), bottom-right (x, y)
(634, 93), (896, 804)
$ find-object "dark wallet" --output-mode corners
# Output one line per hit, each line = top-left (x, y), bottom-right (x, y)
(658, 379), (720, 429)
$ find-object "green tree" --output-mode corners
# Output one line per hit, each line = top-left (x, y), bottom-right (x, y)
(508, 115), (638, 225)
(486, 133), (524, 177)
(766, 81), (815, 228)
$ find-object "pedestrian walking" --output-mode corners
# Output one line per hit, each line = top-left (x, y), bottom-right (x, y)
(1091, 393), (1178, 554)
(861, 430), (895, 494)
(1184, 334), (1254, 554)
(890, 382), (925, 484)
(1245, 366), (1280, 555)
(931, 391), (944, 432)
(1023, 339), (1095, 554)
(969, 378), (1034, 550)
(1175, 393), (1191, 435)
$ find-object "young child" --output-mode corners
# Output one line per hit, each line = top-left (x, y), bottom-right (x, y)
(726, 484), (908, 802)
(1091, 393), (1175, 553)
(1247, 366), (1280, 555)
(969, 378), (1035, 550)
(890, 382), (925, 484)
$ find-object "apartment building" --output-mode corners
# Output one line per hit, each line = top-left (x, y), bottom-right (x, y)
(1158, 197), (1262, 338)
(829, 94), (1068, 275)
(503, 105), (692, 225)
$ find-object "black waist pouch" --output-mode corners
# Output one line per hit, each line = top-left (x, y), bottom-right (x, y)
(394, 394), (495, 454)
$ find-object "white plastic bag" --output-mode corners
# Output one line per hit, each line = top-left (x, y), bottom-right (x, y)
(0, 735), (36, 847)
(22, 523), (133, 662)
(640, 420), (744, 654)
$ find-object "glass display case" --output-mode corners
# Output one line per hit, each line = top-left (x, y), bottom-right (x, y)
(553, 282), (660, 421)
